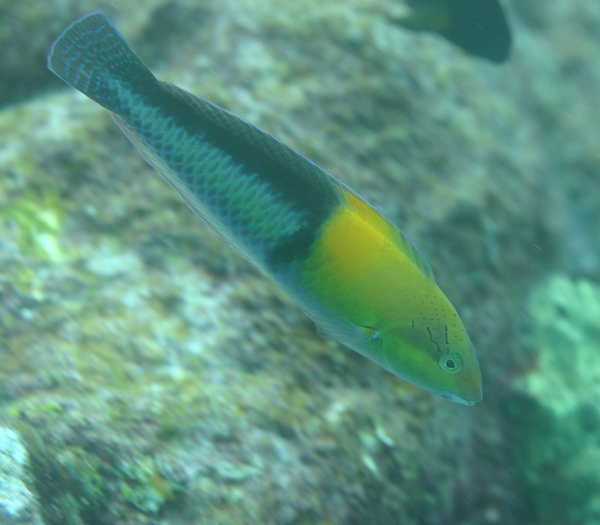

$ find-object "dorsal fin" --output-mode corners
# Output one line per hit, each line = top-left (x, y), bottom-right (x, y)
(157, 80), (341, 201)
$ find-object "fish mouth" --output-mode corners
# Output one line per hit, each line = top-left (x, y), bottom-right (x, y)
(438, 389), (483, 406)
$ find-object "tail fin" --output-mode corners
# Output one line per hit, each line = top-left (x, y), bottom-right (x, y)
(47, 12), (156, 111)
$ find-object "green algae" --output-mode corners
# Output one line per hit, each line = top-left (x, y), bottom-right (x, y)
(5, 417), (107, 525)
(525, 275), (600, 414)
(506, 275), (600, 525)
(3, 190), (67, 262)
(119, 456), (174, 513)
(54, 448), (107, 515)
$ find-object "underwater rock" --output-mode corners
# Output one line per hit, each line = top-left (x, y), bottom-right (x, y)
(524, 275), (600, 415)
(507, 275), (600, 525)
(0, 427), (44, 525)
(0, 0), (599, 524)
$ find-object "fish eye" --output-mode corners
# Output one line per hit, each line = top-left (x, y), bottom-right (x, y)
(439, 354), (462, 374)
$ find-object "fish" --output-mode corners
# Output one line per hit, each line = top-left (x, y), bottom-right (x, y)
(393, 0), (511, 63)
(47, 12), (482, 405)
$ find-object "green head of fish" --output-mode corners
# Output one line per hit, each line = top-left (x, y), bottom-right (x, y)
(374, 310), (482, 405)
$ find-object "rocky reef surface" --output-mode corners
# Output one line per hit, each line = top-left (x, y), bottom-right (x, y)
(0, 0), (599, 524)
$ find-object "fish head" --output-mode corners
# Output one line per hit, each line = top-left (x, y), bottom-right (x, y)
(377, 315), (482, 405)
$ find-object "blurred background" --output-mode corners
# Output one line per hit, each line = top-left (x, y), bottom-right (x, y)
(0, 1), (599, 524)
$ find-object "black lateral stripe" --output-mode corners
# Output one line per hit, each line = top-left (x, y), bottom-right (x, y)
(139, 80), (341, 265)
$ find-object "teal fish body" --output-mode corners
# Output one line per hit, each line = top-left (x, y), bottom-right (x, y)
(48, 13), (482, 404)
(47, 14), (339, 273)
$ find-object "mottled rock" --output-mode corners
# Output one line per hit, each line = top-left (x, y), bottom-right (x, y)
(506, 276), (600, 525)
(0, 427), (43, 525)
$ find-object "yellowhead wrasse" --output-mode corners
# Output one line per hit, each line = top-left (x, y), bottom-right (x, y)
(47, 13), (482, 404)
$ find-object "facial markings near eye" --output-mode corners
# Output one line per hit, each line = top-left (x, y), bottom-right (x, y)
(427, 326), (442, 354)
(444, 325), (449, 346)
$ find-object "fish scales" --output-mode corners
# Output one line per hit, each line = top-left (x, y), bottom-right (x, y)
(48, 12), (482, 404)
(49, 13), (339, 266)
